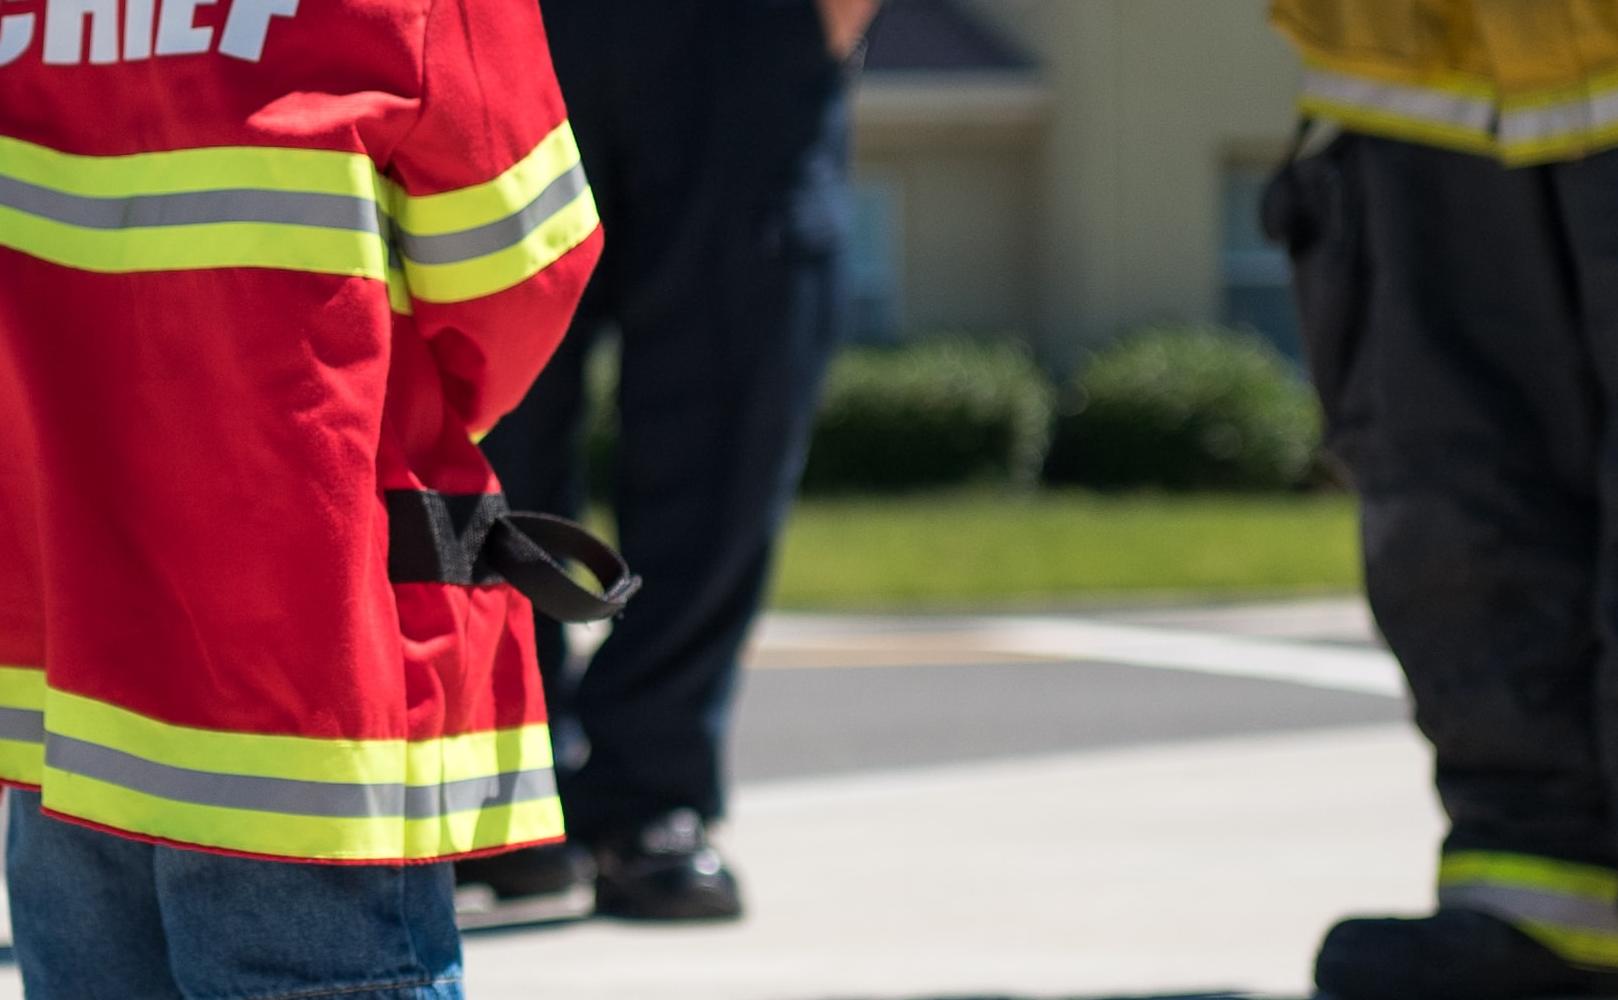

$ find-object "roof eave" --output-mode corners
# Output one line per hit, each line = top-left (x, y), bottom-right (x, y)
(855, 72), (1052, 132)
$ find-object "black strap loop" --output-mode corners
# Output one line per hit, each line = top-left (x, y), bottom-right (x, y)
(479, 513), (641, 624)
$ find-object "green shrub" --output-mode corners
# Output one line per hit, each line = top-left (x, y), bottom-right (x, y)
(1043, 326), (1321, 491)
(801, 337), (1054, 493)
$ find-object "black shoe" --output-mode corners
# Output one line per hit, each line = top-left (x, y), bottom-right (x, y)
(591, 809), (743, 921)
(1315, 908), (1618, 1000)
(453, 844), (596, 928)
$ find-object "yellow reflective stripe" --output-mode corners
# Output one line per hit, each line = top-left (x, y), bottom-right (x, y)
(0, 667), (45, 787)
(47, 686), (550, 787)
(384, 122), (598, 304)
(49, 688), (403, 785)
(0, 206), (389, 280)
(388, 123), (583, 236)
(42, 767), (564, 862)
(1441, 852), (1618, 901)
(388, 261), (414, 315)
(1496, 79), (1618, 165)
(0, 136), (392, 280)
(1497, 69), (1618, 115)
(0, 136), (378, 200)
(408, 725), (554, 787)
(1441, 852), (1618, 969)
(0, 737), (43, 785)
(1514, 921), (1618, 970)
(1298, 95), (1498, 156)
(1, 672), (559, 861)
(1298, 64), (1496, 149)
(1291, 52), (1496, 101)
(402, 189), (598, 304)
(1296, 61), (1618, 166)
(1499, 134), (1595, 166)
(0, 665), (45, 712)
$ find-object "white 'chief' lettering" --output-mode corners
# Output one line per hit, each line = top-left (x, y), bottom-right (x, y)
(123, 0), (156, 60)
(0, 1), (35, 67)
(155, 0), (215, 56)
(216, 0), (296, 61)
(219, 0), (298, 61)
(0, 0), (302, 66)
(44, 0), (119, 65)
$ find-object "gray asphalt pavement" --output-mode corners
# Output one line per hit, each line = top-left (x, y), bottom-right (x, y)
(457, 598), (1437, 1000)
(0, 598), (1443, 999)
(733, 656), (1402, 784)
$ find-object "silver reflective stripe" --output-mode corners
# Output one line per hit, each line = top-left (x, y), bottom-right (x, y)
(45, 734), (556, 820)
(1591, 88), (1618, 135)
(1441, 884), (1618, 937)
(393, 162), (589, 266)
(1500, 86), (1618, 151)
(378, 210), (405, 270)
(0, 175), (381, 234)
(0, 707), (43, 744)
(1302, 68), (1496, 135)
(405, 768), (558, 818)
(1499, 100), (1592, 149)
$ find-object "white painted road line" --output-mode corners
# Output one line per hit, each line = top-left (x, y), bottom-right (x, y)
(973, 617), (1406, 698)
(757, 613), (1407, 698)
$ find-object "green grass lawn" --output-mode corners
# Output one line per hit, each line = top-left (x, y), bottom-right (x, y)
(769, 490), (1363, 611)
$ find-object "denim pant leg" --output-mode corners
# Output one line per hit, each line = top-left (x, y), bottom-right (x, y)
(7, 790), (179, 999)
(7, 791), (464, 1000)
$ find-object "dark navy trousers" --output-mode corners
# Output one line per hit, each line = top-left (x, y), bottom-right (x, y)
(482, 0), (851, 840)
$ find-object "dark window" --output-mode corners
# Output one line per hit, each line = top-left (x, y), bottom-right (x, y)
(1221, 163), (1300, 360)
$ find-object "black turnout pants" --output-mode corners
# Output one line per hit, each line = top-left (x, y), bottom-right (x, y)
(1276, 132), (1618, 868)
(481, 0), (850, 840)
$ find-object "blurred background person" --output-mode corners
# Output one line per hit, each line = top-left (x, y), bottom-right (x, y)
(1266, 2), (1618, 998)
(460, 0), (881, 922)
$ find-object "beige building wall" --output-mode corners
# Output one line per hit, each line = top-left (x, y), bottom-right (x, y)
(854, 97), (1043, 336)
(857, 0), (1303, 367)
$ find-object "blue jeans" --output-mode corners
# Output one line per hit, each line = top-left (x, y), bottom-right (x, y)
(5, 791), (464, 1000)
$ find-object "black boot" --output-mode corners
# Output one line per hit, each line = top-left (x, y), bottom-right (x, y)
(592, 809), (743, 921)
(1315, 908), (1618, 999)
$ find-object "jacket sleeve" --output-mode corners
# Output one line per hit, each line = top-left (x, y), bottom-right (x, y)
(383, 0), (602, 435)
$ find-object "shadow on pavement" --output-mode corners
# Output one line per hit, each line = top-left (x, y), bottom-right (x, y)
(458, 920), (578, 940)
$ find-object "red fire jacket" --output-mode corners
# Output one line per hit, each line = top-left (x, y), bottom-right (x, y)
(0, 0), (602, 863)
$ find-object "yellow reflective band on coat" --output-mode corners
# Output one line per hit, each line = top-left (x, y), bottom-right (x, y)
(0, 129), (596, 306)
(1295, 59), (1618, 166)
(0, 137), (391, 280)
(1496, 72), (1618, 164)
(1298, 64), (1497, 157)
(388, 269), (414, 315)
(384, 122), (600, 304)
(43, 770), (565, 863)
(1439, 852), (1618, 969)
(0, 666), (44, 784)
(0, 137), (378, 199)
(0, 666), (562, 862)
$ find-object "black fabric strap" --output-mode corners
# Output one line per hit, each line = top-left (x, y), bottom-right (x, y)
(478, 513), (641, 624)
(386, 491), (509, 586)
(386, 490), (639, 623)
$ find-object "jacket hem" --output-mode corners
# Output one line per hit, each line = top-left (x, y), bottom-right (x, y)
(38, 806), (564, 867)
